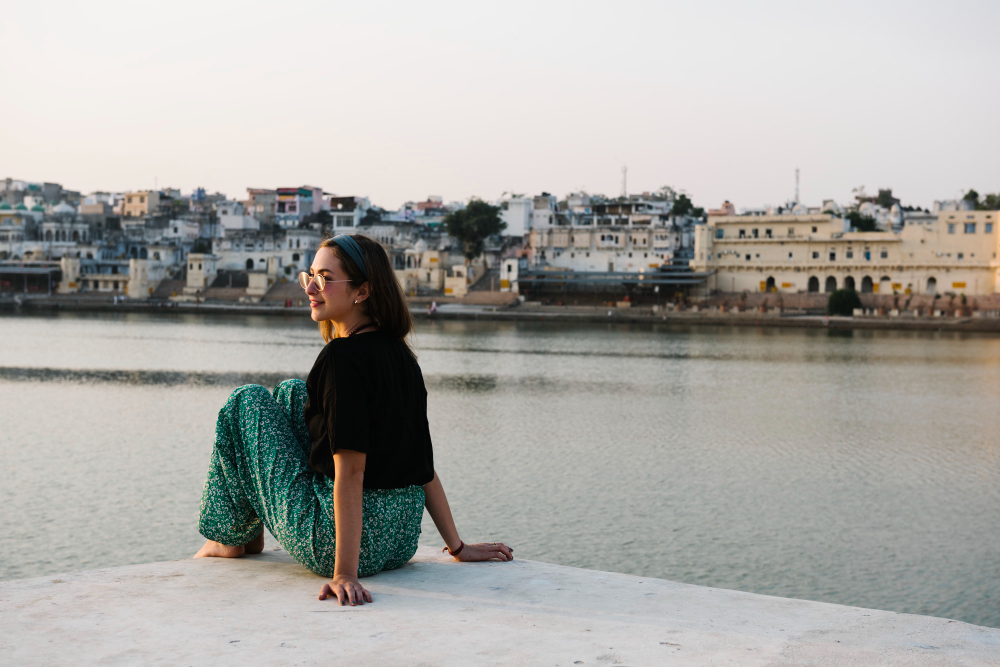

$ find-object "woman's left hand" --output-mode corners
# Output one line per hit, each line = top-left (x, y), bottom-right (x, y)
(444, 542), (514, 562)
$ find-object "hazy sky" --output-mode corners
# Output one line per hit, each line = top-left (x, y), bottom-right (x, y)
(2, 1), (998, 210)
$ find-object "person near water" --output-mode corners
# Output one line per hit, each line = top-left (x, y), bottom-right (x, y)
(194, 233), (513, 605)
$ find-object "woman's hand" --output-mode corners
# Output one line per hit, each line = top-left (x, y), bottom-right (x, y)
(444, 542), (514, 562)
(318, 574), (372, 605)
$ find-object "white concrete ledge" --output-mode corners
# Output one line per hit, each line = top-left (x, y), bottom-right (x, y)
(2, 545), (997, 666)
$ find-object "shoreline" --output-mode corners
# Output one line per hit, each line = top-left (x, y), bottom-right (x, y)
(5, 294), (1000, 333)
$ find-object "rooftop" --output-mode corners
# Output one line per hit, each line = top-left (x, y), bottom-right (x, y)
(2, 544), (997, 665)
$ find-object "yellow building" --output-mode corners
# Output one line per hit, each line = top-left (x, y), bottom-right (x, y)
(691, 211), (1000, 296)
(122, 191), (160, 218)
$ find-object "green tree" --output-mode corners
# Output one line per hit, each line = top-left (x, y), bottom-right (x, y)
(827, 288), (862, 316)
(876, 188), (897, 209)
(963, 189), (980, 207)
(443, 199), (506, 262)
(846, 211), (878, 232)
(671, 193), (694, 217)
(982, 193), (1000, 210)
(360, 207), (383, 225)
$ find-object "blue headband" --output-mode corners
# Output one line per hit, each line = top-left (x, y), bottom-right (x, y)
(331, 235), (368, 280)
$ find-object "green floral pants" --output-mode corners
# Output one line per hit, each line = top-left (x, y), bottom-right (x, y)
(198, 379), (425, 578)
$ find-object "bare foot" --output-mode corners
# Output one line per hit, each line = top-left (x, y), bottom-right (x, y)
(194, 540), (245, 559)
(244, 529), (265, 555)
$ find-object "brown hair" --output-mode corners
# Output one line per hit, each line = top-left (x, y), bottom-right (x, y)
(317, 234), (414, 355)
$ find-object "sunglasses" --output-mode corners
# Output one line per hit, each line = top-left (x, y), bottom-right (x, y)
(298, 271), (352, 291)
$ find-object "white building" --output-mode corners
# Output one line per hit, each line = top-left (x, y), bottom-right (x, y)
(500, 197), (532, 237)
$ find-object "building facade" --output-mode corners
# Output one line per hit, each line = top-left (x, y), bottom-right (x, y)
(691, 211), (1000, 295)
(123, 191), (161, 218)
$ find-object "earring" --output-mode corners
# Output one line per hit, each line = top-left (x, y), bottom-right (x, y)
(354, 300), (358, 304)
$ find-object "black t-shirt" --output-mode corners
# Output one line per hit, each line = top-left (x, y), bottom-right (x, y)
(304, 331), (435, 489)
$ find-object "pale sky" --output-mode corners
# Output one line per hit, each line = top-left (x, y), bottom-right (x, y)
(2, 0), (998, 210)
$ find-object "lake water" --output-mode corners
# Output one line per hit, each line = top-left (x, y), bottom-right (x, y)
(1, 311), (998, 628)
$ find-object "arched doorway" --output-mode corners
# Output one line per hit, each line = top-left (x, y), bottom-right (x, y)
(72, 231), (79, 241)
(765, 276), (775, 291)
(45, 230), (53, 241)
(879, 276), (892, 294)
(861, 276), (873, 293)
(825, 276), (837, 292)
(246, 259), (254, 269)
(808, 276), (819, 292)
(926, 277), (937, 295)
(139, 248), (148, 259)
(844, 276), (855, 291)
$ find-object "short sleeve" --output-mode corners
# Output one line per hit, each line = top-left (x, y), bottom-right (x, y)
(328, 346), (370, 455)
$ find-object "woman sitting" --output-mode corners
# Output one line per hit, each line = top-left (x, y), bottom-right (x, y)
(194, 234), (513, 605)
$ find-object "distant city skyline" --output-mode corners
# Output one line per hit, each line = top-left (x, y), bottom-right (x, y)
(2, 1), (997, 211)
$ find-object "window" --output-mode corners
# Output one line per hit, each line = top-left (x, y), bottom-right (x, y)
(880, 249), (888, 259)
(788, 227), (794, 236)
(755, 253), (760, 258)
(846, 250), (854, 259)
(865, 251), (871, 260)
(739, 229), (746, 238)
(765, 229), (772, 238)
(987, 223), (994, 233)
(958, 253), (964, 260)
(811, 226), (817, 233)
(788, 252), (793, 259)
(829, 252), (836, 261)
(948, 223), (955, 234)
(812, 251), (819, 259)
(752, 228), (759, 238)
(745, 254), (751, 261)
(965, 223), (976, 234)
(714, 228), (723, 239)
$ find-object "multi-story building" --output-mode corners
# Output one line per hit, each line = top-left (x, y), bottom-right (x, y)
(691, 210), (1000, 295)
(211, 228), (321, 275)
(122, 191), (161, 218)
(527, 194), (692, 272)
(328, 196), (370, 230)
(243, 188), (277, 226)
(275, 186), (324, 228)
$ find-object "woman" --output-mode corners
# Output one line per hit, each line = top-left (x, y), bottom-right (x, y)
(194, 234), (513, 606)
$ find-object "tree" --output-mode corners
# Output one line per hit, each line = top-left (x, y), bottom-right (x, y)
(876, 188), (898, 209)
(360, 207), (383, 225)
(963, 189), (980, 207)
(846, 211), (878, 232)
(982, 193), (1000, 210)
(654, 185), (676, 202)
(671, 193), (694, 217)
(443, 199), (506, 262)
(828, 288), (862, 316)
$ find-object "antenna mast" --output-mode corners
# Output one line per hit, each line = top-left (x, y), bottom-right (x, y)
(621, 165), (628, 199)
(795, 167), (800, 204)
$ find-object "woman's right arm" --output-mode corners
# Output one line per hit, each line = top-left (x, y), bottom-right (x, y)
(423, 471), (514, 562)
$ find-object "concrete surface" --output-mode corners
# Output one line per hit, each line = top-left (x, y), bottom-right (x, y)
(2, 545), (998, 666)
